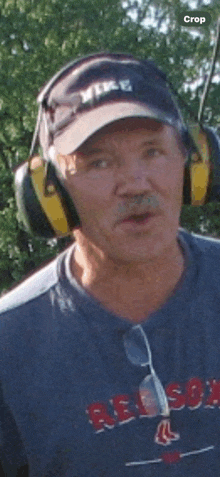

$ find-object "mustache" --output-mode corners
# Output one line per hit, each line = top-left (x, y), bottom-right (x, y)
(117, 195), (160, 220)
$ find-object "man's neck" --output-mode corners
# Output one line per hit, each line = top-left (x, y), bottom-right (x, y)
(70, 236), (185, 323)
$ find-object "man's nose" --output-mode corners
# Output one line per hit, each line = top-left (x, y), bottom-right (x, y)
(114, 160), (153, 195)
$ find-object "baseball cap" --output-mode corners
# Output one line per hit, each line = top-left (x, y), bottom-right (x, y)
(38, 52), (185, 156)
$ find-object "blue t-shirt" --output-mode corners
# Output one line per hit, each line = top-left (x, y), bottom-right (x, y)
(0, 228), (220, 476)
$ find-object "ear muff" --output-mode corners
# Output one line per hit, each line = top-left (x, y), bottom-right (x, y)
(202, 126), (220, 203)
(14, 156), (81, 238)
(183, 124), (212, 206)
(15, 126), (220, 238)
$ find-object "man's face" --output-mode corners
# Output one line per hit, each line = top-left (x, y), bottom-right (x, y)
(59, 117), (186, 263)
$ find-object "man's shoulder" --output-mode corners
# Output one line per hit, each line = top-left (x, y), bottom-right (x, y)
(0, 248), (69, 315)
(180, 227), (220, 255)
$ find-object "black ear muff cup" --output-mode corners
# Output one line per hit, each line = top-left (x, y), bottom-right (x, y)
(47, 162), (80, 230)
(183, 166), (191, 205)
(182, 128), (193, 154)
(203, 126), (220, 203)
(183, 128), (197, 206)
(183, 126), (220, 206)
(14, 159), (81, 239)
(45, 161), (81, 229)
(183, 124), (216, 206)
(182, 127), (195, 205)
(15, 162), (55, 238)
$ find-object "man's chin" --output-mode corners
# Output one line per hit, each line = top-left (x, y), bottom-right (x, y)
(107, 242), (164, 264)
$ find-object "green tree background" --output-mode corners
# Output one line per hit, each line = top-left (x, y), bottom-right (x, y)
(0, 0), (220, 294)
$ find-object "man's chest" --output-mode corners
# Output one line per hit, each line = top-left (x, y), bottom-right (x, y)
(8, 332), (220, 477)
(17, 374), (220, 477)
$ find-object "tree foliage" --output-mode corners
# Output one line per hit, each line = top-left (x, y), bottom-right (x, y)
(0, 0), (220, 293)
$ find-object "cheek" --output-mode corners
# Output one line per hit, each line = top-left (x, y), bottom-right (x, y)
(165, 168), (185, 220)
(65, 175), (113, 221)
(152, 165), (184, 223)
(159, 161), (184, 198)
(172, 164), (185, 198)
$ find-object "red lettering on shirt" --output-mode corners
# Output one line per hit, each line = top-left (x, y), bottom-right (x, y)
(86, 402), (115, 432)
(112, 394), (136, 423)
(86, 376), (220, 431)
(186, 377), (204, 409)
(206, 379), (220, 407)
(166, 382), (185, 410)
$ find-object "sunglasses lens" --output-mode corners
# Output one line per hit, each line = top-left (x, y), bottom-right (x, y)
(123, 326), (150, 366)
(139, 373), (169, 417)
(123, 325), (169, 417)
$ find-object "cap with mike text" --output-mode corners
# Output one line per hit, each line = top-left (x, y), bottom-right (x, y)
(38, 52), (185, 156)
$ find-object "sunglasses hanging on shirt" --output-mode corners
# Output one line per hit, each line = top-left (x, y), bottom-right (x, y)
(123, 324), (169, 418)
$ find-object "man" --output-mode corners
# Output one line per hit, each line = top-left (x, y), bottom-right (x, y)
(0, 52), (220, 476)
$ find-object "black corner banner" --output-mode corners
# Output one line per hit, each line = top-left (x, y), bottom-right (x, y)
(178, 11), (212, 27)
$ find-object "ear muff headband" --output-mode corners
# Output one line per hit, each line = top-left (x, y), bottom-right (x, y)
(29, 157), (71, 236)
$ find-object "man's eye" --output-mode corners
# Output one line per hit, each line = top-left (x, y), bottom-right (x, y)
(89, 159), (109, 168)
(145, 148), (160, 158)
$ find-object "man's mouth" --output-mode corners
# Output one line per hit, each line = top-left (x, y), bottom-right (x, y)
(121, 212), (154, 224)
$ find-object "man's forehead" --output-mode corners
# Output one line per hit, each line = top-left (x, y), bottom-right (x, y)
(75, 117), (166, 154)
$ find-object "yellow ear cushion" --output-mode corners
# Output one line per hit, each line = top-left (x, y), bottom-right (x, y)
(30, 157), (71, 236)
(188, 125), (210, 206)
(190, 161), (210, 205)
